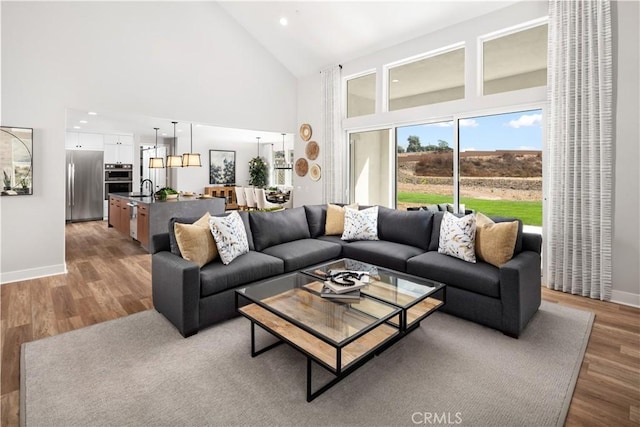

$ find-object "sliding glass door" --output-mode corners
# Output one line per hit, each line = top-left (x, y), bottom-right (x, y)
(458, 109), (543, 227)
(349, 129), (393, 207)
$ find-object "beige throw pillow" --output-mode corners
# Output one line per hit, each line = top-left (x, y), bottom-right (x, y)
(475, 212), (518, 268)
(325, 203), (358, 235)
(174, 212), (218, 267)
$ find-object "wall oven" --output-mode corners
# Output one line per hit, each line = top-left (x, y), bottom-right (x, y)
(104, 163), (133, 200)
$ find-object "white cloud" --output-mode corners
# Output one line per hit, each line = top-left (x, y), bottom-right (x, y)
(518, 145), (539, 150)
(459, 119), (479, 128)
(506, 113), (542, 128)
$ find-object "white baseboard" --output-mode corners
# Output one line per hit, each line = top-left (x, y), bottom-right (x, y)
(611, 290), (640, 308)
(0, 264), (67, 285)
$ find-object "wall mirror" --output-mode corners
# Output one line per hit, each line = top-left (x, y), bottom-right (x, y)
(1, 126), (33, 196)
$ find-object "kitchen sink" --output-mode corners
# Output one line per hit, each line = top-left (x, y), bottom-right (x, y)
(128, 192), (151, 198)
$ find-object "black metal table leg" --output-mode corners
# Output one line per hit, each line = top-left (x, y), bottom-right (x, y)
(250, 321), (284, 357)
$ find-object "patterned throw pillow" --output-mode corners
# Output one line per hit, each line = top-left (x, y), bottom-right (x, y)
(341, 206), (379, 241)
(209, 211), (249, 265)
(174, 212), (217, 268)
(438, 211), (476, 263)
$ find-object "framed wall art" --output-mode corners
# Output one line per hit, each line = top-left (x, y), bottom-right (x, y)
(209, 150), (236, 185)
(1, 126), (33, 196)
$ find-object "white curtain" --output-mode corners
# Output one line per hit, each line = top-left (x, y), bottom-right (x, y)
(321, 65), (345, 204)
(545, 0), (613, 300)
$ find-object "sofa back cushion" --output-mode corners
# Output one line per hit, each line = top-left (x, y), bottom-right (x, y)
(168, 211), (254, 257)
(250, 207), (311, 251)
(428, 212), (523, 255)
(304, 205), (327, 238)
(377, 206), (433, 251)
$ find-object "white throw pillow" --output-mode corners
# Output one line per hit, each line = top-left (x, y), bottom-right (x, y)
(209, 211), (249, 265)
(438, 211), (476, 263)
(341, 206), (379, 241)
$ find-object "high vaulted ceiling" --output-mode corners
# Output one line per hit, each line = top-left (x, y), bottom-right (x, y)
(218, 1), (521, 78)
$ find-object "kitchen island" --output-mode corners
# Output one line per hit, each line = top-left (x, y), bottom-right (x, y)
(108, 193), (226, 253)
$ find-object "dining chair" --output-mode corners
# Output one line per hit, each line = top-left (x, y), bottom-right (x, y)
(244, 187), (257, 210)
(234, 186), (247, 210)
(280, 190), (293, 209)
(255, 188), (282, 210)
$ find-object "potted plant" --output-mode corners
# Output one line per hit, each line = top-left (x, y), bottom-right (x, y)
(248, 157), (268, 188)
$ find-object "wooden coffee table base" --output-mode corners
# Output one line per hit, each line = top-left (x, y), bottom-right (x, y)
(239, 303), (399, 401)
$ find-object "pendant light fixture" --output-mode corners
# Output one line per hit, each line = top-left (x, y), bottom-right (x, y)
(181, 123), (201, 167)
(274, 133), (292, 170)
(149, 127), (164, 168)
(166, 121), (183, 168)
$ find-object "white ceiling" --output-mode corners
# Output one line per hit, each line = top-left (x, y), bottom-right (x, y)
(218, 0), (521, 78)
(66, 1), (527, 142)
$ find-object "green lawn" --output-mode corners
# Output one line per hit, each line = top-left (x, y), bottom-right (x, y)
(397, 192), (542, 226)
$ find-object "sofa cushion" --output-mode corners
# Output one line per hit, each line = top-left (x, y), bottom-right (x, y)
(342, 206), (379, 241)
(200, 251), (284, 297)
(250, 207), (311, 251)
(262, 239), (342, 272)
(492, 216), (523, 254)
(304, 205), (327, 238)
(377, 206), (433, 251)
(209, 211), (250, 265)
(407, 252), (500, 298)
(325, 203), (358, 235)
(169, 216), (201, 256)
(174, 213), (217, 267)
(438, 212), (476, 263)
(317, 234), (351, 247)
(475, 212), (519, 267)
(342, 240), (424, 272)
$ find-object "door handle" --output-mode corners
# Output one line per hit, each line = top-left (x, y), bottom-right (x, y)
(71, 163), (75, 206)
(67, 163), (72, 207)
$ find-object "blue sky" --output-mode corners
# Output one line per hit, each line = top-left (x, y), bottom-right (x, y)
(396, 109), (542, 151)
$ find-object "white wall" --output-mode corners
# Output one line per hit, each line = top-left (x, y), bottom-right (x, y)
(0, 2), (296, 283)
(294, 73), (323, 207)
(611, 0), (640, 305)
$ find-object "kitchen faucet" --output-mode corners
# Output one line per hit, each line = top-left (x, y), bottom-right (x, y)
(140, 179), (153, 196)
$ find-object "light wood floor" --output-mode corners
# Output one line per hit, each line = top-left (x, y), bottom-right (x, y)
(1, 221), (639, 426)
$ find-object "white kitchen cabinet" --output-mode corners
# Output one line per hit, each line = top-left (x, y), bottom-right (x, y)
(65, 132), (104, 150)
(104, 134), (134, 165)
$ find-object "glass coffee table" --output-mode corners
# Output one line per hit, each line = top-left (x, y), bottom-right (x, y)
(303, 258), (446, 333)
(235, 260), (446, 402)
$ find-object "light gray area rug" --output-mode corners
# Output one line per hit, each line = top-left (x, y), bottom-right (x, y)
(21, 301), (593, 427)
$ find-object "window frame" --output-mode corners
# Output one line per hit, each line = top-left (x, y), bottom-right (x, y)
(477, 16), (549, 97)
(383, 42), (466, 113)
(343, 69), (377, 119)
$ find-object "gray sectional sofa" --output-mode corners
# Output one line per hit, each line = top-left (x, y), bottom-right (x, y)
(151, 205), (542, 338)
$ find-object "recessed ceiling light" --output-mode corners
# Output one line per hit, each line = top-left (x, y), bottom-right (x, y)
(88, 111), (97, 115)
(79, 120), (88, 124)
(392, 79), (400, 83)
(279, 17), (288, 26)
(73, 126), (81, 129)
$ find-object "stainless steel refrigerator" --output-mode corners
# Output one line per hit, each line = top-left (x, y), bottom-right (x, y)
(66, 150), (104, 222)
